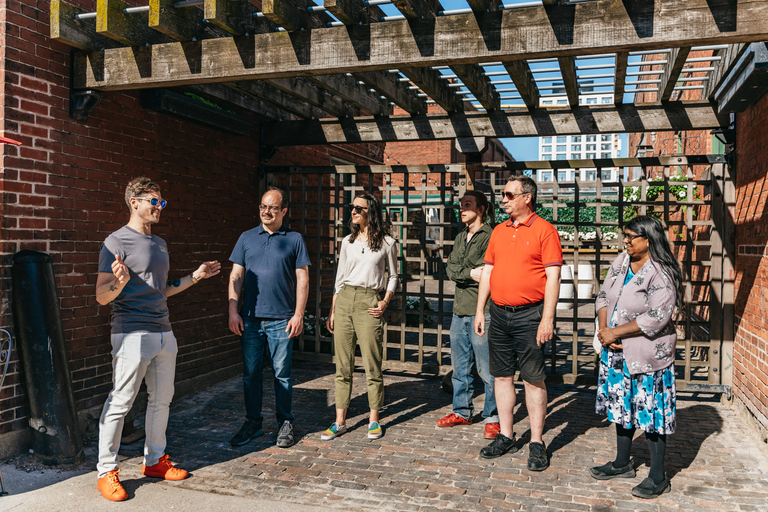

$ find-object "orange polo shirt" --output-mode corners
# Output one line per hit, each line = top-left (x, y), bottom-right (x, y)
(484, 213), (563, 307)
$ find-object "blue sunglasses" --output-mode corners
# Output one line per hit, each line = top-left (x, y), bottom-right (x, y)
(133, 197), (167, 208)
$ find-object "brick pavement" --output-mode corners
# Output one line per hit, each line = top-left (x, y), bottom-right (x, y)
(111, 361), (768, 512)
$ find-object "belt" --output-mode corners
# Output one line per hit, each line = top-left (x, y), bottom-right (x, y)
(494, 300), (543, 313)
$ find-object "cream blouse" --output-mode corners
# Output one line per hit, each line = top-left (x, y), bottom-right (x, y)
(333, 234), (399, 295)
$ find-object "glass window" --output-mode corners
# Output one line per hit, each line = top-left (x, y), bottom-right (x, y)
(542, 145), (552, 152)
(543, 100), (553, 105)
(571, 144), (581, 151)
(601, 143), (611, 150)
(572, 136), (582, 142)
(602, 97), (611, 104)
(586, 170), (597, 181)
(543, 137), (552, 143)
(543, 154), (552, 161)
(586, 153), (596, 159)
(587, 135), (596, 142)
(570, 153), (580, 160)
(587, 97), (597, 104)
(557, 136), (566, 143)
(557, 171), (567, 181)
(587, 144), (596, 151)
(601, 170), (613, 181)
(557, 99), (568, 105)
(601, 152), (611, 159)
(556, 145), (566, 152)
(556, 154), (567, 160)
(601, 135), (611, 141)
(539, 171), (552, 182)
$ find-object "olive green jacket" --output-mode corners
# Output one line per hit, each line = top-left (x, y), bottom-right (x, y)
(445, 223), (492, 316)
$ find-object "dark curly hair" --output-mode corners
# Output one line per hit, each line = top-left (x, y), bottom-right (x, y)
(349, 193), (390, 253)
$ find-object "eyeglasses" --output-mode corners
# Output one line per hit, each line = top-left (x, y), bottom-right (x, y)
(623, 233), (645, 242)
(503, 191), (530, 201)
(133, 197), (167, 208)
(349, 205), (368, 214)
(259, 204), (282, 213)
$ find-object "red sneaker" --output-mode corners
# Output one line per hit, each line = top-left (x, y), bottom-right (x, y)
(484, 422), (501, 439)
(436, 413), (472, 427)
(97, 469), (128, 502)
(142, 454), (189, 481)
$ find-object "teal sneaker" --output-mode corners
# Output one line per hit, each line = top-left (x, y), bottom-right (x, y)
(320, 422), (346, 441)
(368, 421), (383, 439)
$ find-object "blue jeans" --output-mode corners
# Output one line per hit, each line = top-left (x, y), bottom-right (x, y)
(241, 317), (294, 425)
(449, 313), (498, 423)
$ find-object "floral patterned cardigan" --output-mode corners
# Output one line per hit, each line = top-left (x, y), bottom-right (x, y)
(595, 252), (678, 375)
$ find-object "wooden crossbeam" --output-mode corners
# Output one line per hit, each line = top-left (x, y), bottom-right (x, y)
(324, 0), (384, 25)
(707, 43), (748, 99)
(400, 68), (464, 113)
(466, 0), (499, 13)
(265, 77), (360, 117)
(73, 0), (768, 91)
(614, 51), (629, 104)
(186, 83), (296, 121)
(503, 60), (539, 111)
(262, 0), (331, 31)
(391, 0), (441, 21)
(308, 74), (392, 116)
(352, 72), (427, 115)
(50, 0), (118, 51)
(660, 47), (692, 102)
(230, 80), (328, 119)
(260, 101), (730, 146)
(204, 0), (263, 36)
(558, 56), (579, 107)
(149, 0), (205, 41)
(451, 64), (500, 111)
(96, 0), (170, 46)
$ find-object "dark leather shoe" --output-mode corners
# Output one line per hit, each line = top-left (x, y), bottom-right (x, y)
(230, 420), (263, 447)
(631, 475), (671, 499)
(527, 442), (549, 471)
(479, 433), (518, 459)
(589, 461), (636, 480)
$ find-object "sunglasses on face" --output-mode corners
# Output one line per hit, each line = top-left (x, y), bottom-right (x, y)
(503, 191), (529, 201)
(133, 197), (167, 208)
(623, 233), (645, 242)
(349, 204), (368, 214)
(259, 204), (282, 213)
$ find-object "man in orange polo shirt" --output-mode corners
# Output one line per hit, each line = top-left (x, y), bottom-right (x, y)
(474, 175), (562, 471)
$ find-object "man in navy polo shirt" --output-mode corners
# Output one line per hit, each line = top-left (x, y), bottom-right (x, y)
(228, 187), (310, 448)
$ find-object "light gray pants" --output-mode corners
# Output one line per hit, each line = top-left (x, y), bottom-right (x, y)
(97, 331), (177, 477)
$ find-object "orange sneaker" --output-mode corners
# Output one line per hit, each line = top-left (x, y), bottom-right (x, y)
(436, 412), (472, 427)
(97, 469), (128, 502)
(142, 454), (189, 481)
(484, 422), (501, 439)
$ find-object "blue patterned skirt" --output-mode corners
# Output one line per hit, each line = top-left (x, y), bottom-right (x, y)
(595, 348), (676, 434)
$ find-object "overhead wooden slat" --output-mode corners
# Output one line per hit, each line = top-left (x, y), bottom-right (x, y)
(352, 71), (426, 115)
(451, 64), (500, 111)
(503, 60), (540, 111)
(308, 74), (392, 116)
(262, 0), (330, 31)
(558, 56), (579, 107)
(230, 80), (329, 119)
(50, 0), (118, 51)
(148, 0), (205, 41)
(204, 0), (260, 36)
(614, 51), (629, 104)
(707, 43), (748, 99)
(186, 83), (295, 121)
(466, 0), (499, 13)
(400, 68), (464, 113)
(265, 77), (360, 117)
(660, 47), (692, 101)
(323, 0), (385, 25)
(260, 101), (730, 146)
(73, 0), (768, 91)
(391, 0), (441, 21)
(96, 0), (171, 46)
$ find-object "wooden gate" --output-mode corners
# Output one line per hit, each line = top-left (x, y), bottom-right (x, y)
(265, 155), (734, 393)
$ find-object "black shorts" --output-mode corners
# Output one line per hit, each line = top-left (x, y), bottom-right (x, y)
(488, 301), (546, 383)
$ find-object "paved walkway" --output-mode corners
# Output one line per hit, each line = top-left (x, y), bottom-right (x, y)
(3, 361), (768, 511)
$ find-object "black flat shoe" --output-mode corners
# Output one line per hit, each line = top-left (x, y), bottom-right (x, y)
(589, 461), (636, 480)
(631, 475), (671, 499)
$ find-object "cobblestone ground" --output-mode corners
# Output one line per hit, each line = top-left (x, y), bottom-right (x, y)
(114, 361), (768, 512)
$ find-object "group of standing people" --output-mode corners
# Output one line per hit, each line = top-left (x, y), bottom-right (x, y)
(94, 176), (681, 502)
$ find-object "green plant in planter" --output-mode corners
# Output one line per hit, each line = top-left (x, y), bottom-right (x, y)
(304, 312), (331, 338)
(623, 173), (702, 219)
(405, 297), (436, 328)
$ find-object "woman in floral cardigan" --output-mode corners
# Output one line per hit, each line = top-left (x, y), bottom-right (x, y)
(590, 216), (684, 499)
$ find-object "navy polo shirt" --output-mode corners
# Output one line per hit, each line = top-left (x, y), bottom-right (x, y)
(229, 224), (311, 320)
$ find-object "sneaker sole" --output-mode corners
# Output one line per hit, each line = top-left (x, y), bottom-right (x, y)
(276, 439), (295, 448)
(230, 429), (264, 447)
(321, 429), (346, 441)
(368, 432), (383, 439)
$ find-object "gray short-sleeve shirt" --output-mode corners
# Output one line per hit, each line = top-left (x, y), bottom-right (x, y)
(98, 225), (171, 334)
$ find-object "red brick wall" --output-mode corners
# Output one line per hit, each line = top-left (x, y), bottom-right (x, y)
(0, 0), (383, 440)
(733, 91), (768, 432)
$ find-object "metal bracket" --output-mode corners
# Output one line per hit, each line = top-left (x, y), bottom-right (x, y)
(69, 89), (103, 121)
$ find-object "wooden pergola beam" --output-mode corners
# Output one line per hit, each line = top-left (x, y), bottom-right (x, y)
(149, 0), (205, 41)
(325, 0), (385, 25)
(186, 83), (296, 121)
(204, 0), (264, 36)
(614, 51), (629, 104)
(265, 77), (360, 117)
(558, 56), (579, 107)
(50, 0), (118, 51)
(503, 60), (539, 111)
(660, 47), (692, 102)
(230, 80), (328, 119)
(451, 64), (500, 111)
(260, 101), (729, 146)
(261, 0), (330, 31)
(73, 0), (768, 91)
(391, 0), (441, 21)
(706, 43), (748, 99)
(400, 67), (464, 113)
(466, 0), (499, 13)
(308, 74), (393, 116)
(96, 0), (170, 46)
(352, 71), (427, 115)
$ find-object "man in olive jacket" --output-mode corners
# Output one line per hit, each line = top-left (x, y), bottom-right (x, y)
(437, 191), (499, 439)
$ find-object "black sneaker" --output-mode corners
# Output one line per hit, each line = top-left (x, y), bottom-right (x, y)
(479, 433), (518, 459)
(230, 420), (263, 447)
(631, 475), (671, 499)
(589, 461), (636, 480)
(276, 420), (295, 448)
(527, 441), (549, 471)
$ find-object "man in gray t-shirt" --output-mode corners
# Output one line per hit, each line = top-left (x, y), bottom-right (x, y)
(94, 177), (221, 502)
